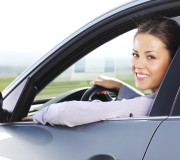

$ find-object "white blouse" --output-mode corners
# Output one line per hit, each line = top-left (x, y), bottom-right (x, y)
(33, 85), (156, 127)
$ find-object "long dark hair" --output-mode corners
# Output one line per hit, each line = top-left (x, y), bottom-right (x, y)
(135, 17), (180, 59)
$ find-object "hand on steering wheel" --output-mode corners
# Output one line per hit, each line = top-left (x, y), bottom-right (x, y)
(81, 85), (118, 101)
(90, 75), (123, 91)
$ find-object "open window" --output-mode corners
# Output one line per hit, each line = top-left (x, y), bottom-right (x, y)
(29, 29), (148, 115)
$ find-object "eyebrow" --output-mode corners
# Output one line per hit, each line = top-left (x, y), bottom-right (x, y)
(132, 49), (158, 54)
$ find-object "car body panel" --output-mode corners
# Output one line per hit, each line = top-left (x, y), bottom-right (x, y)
(0, 119), (162, 160)
(143, 117), (180, 160)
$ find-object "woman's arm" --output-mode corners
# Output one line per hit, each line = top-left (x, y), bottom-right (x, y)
(32, 96), (154, 127)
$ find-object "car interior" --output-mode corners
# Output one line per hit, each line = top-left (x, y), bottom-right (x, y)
(29, 29), (138, 115)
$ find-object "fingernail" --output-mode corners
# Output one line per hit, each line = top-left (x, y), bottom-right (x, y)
(90, 81), (94, 85)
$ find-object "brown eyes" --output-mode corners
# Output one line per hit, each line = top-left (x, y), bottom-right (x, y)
(132, 53), (155, 60)
(132, 53), (139, 57)
(147, 55), (155, 59)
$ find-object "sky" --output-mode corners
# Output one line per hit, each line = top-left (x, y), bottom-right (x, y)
(0, 0), (131, 66)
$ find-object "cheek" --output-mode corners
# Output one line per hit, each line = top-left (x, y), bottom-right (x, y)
(150, 59), (170, 77)
(160, 61), (170, 74)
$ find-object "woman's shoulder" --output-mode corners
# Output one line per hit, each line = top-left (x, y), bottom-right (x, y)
(144, 93), (157, 99)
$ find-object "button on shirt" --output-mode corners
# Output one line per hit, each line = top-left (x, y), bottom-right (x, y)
(33, 85), (156, 127)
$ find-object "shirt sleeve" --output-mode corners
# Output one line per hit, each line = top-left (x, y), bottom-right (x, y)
(33, 96), (154, 127)
(117, 85), (144, 100)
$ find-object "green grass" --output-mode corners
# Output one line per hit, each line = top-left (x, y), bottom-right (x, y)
(0, 76), (17, 91)
(36, 81), (92, 99)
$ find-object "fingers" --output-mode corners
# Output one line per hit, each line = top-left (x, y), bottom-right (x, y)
(89, 82), (108, 94)
(90, 81), (94, 85)
(98, 91), (108, 94)
(90, 75), (122, 91)
(90, 75), (105, 86)
(90, 75), (108, 94)
(22, 116), (33, 121)
(97, 75), (104, 80)
(90, 80), (104, 88)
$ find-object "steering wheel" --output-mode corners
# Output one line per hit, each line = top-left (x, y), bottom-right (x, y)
(81, 85), (119, 101)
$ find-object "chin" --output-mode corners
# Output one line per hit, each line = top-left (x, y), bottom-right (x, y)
(136, 85), (148, 91)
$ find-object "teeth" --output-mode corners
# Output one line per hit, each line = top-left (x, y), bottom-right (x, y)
(137, 74), (149, 78)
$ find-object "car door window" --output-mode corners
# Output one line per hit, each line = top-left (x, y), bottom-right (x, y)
(169, 87), (180, 116)
(34, 29), (150, 101)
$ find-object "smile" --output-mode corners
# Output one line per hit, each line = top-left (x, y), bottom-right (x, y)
(136, 73), (150, 79)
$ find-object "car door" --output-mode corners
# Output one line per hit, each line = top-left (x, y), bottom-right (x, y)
(1, 0), (180, 160)
(0, 26), (164, 160)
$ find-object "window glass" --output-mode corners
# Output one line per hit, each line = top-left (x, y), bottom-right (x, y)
(105, 57), (115, 72)
(74, 59), (85, 73)
(35, 29), (149, 100)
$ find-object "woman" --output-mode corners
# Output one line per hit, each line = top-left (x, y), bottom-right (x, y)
(23, 17), (180, 127)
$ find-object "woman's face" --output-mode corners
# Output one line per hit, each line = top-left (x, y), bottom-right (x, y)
(131, 33), (171, 93)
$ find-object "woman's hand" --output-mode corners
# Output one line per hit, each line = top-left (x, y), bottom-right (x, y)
(22, 116), (33, 121)
(90, 75), (123, 91)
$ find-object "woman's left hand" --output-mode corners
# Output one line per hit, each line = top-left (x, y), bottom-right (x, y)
(22, 116), (33, 121)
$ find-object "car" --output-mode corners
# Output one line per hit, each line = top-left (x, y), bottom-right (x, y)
(1, 0), (180, 159)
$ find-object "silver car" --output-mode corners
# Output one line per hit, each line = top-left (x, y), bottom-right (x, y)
(1, 0), (180, 159)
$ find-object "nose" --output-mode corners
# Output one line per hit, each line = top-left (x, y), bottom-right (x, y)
(134, 57), (145, 69)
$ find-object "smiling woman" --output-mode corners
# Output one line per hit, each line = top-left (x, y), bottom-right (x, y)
(131, 33), (171, 93)
(131, 18), (180, 92)
(21, 17), (180, 127)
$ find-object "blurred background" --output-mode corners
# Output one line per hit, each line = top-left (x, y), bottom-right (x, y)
(0, 0), (134, 96)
